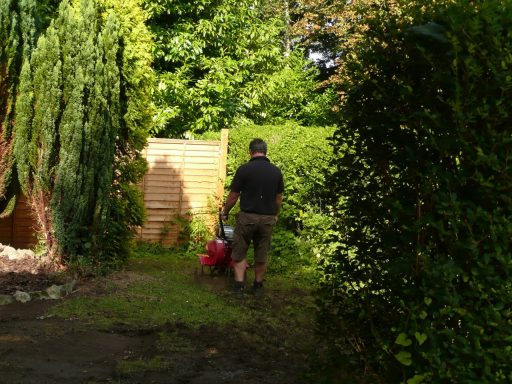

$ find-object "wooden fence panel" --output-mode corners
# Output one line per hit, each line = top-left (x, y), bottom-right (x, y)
(0, 129), (228, 249)
(139, 129), (228, 247)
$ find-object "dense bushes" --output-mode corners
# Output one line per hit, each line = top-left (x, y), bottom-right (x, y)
(321, 1), (512, 382)
(143, 0), (336, 137)
(220, 122), (335, 274)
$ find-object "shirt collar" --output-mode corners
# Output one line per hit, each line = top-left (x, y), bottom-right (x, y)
(249, 156), (270, 162)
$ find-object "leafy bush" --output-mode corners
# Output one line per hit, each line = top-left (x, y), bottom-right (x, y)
(243, 49), (338, 127)
(321, 1), (512, 382)
(144, 0), (285, 136)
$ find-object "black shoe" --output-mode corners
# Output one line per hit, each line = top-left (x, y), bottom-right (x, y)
(252, 281), (264, 297)
(233, 282), (244, 299)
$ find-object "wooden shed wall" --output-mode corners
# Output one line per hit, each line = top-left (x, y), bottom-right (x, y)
(0, 195), (37, 249)
(0, 130), (228, 249)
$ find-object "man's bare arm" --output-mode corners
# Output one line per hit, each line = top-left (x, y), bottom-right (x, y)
(276, 193), (282, 216)
(222, 191), (240, 216)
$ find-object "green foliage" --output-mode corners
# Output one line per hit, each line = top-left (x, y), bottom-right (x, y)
(0, 0), (39, 216)
(143, 0), (283, 136)
(161, 212), (214, 253)
(267, 227), (299, 274)
(13, 0), (152, 268)
(244, 48), (337, 126)
(98, 0), (154, 149)
(143, 0), (334, 136)
(187, 214), (214, 251)
(221, 122), (335, 273)
(96, 0), (154, 265)
(321, 1), (512, 382)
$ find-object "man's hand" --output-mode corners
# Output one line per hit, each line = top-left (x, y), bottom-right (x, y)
(221, 212), (229, 221)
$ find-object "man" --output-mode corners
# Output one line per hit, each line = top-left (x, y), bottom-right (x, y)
(222, 138), (284, 297)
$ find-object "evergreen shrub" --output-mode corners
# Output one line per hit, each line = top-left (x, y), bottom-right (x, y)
(0, 0), (41, 217)
(13, 0), (153, 268)
(321, 1), (512, 382)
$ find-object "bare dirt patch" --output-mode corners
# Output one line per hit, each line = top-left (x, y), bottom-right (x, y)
(0, 269), (322, 384)
(0, 244), (64, 295)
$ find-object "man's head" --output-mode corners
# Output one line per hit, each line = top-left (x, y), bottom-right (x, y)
(249, 138), (267, 156)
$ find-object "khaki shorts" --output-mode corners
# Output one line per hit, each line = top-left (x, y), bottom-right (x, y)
(231, 211), (277, 263)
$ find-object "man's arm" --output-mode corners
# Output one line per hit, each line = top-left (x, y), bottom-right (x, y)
(276, 193), (282, 216)
(222, 191), (240, 218)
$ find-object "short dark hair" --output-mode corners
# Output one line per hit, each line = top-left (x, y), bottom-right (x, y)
(249, 138), (267, 154)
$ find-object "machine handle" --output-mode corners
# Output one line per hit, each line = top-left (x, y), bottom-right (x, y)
(218, 208), (227, 240)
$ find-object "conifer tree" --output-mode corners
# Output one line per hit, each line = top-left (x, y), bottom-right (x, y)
(14, 0), (153, 265)
(0, 0), (37, 217)
(96, 0), (154, 261)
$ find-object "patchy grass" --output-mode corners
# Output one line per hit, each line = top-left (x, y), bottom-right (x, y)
(48, 244), (323, 383)
(51, 247), (250, 328)
(52, 245), (319, 331)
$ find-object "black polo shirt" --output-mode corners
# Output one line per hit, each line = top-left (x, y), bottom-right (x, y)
(230, 156), (284, 215)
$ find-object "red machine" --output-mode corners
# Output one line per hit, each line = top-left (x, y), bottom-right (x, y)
(197, 211), (234, 274)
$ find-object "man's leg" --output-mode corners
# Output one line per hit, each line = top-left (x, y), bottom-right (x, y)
(252, 218), (274, 295)
(251, 261), (266, 296)
(233, 259), (249, 282)
(254, 261), (267, 283)
(231, 212), (253, 297)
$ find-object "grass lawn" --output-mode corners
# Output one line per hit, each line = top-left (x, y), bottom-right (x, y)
(48, 244), (329, 383)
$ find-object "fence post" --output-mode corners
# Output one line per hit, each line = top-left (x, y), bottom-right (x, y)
(218, 129), (229, 200)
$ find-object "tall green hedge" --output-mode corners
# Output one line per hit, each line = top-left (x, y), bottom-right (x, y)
(0, 0), (58, 218)
(321, 1), (512, 382)
(217, 122), (335, 273)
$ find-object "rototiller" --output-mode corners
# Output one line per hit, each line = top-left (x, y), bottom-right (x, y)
(197, 210), (234, 274)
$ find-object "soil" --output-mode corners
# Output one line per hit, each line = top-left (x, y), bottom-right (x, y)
(0, 256), (322, 384)
(0, 250), (62, 295)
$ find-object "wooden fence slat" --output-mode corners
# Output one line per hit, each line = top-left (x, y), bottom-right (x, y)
(182, 163), (218, 170)
(143, 179), (183, 187)
(144, 201), (181, 209)
(144, 193), (182, 202)
(146, 167), (182, 175)
(147, 149), (220, 157)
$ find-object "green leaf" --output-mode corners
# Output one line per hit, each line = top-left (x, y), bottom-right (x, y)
(407, 374), (428, 384)
(408, 22), (449, 44)
(395, 333), (412, 346)
(414, 332), (427, 346)
(394, 351), (412, 366)
(424, 297), (432, 306)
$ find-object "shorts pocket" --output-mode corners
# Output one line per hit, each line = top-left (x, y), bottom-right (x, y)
(260, 215), (277, 225)
(236, 212), (257, 225)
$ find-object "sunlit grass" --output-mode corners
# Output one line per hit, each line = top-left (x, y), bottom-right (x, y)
(51, 246), (249, 328)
